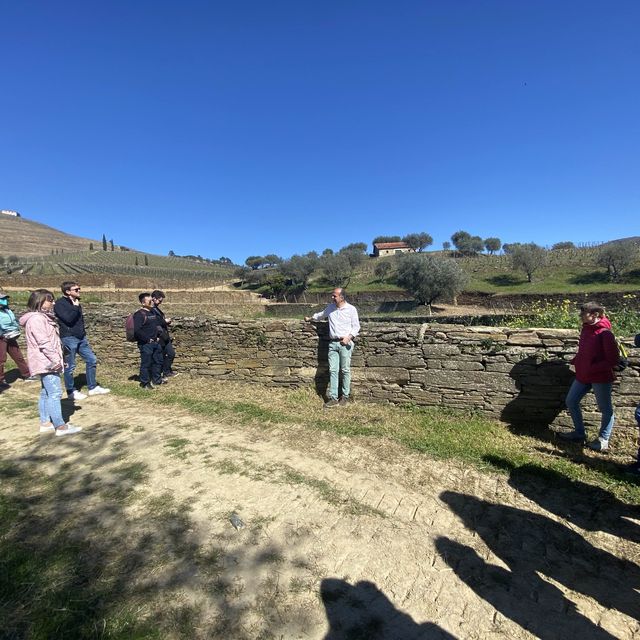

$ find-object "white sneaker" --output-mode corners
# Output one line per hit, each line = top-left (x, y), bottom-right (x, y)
(55, 424), (82, 436)
(69, 390), (87, 401)
(39, 423), (55, 433)
(88, 385), (110, 396)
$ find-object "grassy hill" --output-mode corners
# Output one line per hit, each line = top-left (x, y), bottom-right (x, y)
(291, 242), (640, 296)
(0, 213), (101, 256)
(0, 214), (236, 286)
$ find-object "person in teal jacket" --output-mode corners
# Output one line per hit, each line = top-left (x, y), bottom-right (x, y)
(0, 289), (35, 389)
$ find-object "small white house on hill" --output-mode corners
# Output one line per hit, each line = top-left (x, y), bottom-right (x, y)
(1, 209), (20, 217)
(373, 241), (414, 257)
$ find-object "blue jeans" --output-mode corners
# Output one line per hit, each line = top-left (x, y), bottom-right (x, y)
(327, 341), (353, 400)
(138, 342), (163, 385)
(39, 373), (65, 427)
(565, 380), (615, 441)
(62, 336), (97, 393)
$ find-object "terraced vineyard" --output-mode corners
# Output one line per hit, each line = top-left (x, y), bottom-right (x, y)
(3, 251), (236, 286)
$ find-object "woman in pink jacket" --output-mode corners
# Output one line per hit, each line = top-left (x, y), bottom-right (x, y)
(19, 289), (82, 436)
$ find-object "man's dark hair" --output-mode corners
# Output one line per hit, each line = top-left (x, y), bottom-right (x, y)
(61, 281), (79, 294)
(139, 292), (151, 303)
(151, 290), (165, 299)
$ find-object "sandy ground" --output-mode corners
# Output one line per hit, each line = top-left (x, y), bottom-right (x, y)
(2, 380), (639, 639)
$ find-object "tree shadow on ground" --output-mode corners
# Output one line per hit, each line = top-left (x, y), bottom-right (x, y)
(569, 271), (611, 285)
(483, 456), (640, 544)
(501, 356), (573, 439)
(484, 274), (523, 287)
(320, 578), (456, 640)
(0, 428), (301, 639)
(436, 491), (640, 639)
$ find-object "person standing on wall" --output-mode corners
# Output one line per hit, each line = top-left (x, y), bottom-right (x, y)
(151, 289), (178, 378)
(20, 289), (82, 436)
(559, 301), (619, 451)
(305, 288), (360, 408)
(54, 281), (110, 400)
(134, 292), (164, 390)
(0, 289), (37, 390)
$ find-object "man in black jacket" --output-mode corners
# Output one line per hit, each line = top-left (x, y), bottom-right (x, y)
(151, 289), (178, 378)
(54, 281), (110, 400)
(134, 292), (164, 390)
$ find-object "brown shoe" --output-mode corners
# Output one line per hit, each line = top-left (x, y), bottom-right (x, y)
(338, 397), (350, 407)
(323, 398), (339, 408)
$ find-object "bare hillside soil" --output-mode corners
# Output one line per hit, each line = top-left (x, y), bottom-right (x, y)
(1, 379), (639, 639)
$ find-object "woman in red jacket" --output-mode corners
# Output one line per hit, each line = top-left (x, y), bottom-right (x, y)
(560, 302), (619, 451)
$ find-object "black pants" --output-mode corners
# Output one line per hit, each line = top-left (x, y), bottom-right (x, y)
(138, 342), (163, 385)
(161, 340), (176, 375)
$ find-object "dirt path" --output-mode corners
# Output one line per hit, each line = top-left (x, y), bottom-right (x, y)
(2, 382), (639, 639)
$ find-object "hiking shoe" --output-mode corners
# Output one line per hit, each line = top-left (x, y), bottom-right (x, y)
(557, 430), (586, 443)
(588, 437), (609, 452)
(338, 396), (350, 407)
(22, 376), (39, 383)
(69, 390), (87, 401)
(55, 424), (82, 436)
(139, 382), (156, 390)
(163, 372), (180, 378)
(39, 423), (55, 433)
(88, 385), (110, 396)
(323, 398), (339, 408)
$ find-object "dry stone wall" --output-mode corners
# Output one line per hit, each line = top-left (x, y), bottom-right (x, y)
(84, 308), (640, 431)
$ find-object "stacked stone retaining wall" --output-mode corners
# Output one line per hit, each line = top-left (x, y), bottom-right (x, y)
(84, 310), (640, 433)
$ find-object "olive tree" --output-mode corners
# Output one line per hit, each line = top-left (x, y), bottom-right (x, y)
(451, 230), (483, 256)
(374, 259), (392, 282)
(396, 254), (468, 314)
(596, 241), (637, 281)
(321, 253), (353, 287)
(402, 232), (433, 252)
(484, 237), (501, 254)
(511, 243), (547, 282)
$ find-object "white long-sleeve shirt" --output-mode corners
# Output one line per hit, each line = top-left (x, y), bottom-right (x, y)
(312, 302), (360, 340)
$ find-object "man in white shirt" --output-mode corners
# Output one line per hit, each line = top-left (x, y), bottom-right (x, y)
(305, 288), (360, 408)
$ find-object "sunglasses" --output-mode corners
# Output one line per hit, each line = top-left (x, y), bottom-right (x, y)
(69, 287), (81, 292)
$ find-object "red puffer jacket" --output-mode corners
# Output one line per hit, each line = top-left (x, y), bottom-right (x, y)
(571, 316), (619, 384)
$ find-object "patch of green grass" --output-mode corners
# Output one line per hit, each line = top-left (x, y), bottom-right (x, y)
(164, 437), (191, 459)
(103, 367), (640, 503)
(231, 401), (293, 424)
(214, 458), (244, 475)
(281, 469), (382, 516)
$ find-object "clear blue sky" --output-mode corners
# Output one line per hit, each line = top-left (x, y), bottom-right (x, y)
(2, 1), (639, 264)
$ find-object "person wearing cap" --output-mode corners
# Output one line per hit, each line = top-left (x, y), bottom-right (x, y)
(0, 289), (36, 390)
(305, 287), (360, 408)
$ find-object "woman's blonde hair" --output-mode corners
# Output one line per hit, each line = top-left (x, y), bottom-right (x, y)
(27, 289), (54, 312)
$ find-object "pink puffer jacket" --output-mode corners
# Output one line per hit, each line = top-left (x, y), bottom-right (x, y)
(19, 311), (63, 375)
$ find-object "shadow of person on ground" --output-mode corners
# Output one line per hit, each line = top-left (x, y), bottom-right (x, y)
(320, 578), (456, 640)
(501, 356), (574, 440)
(484, 455), (640, 544)
(436, 491), (640, 638)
